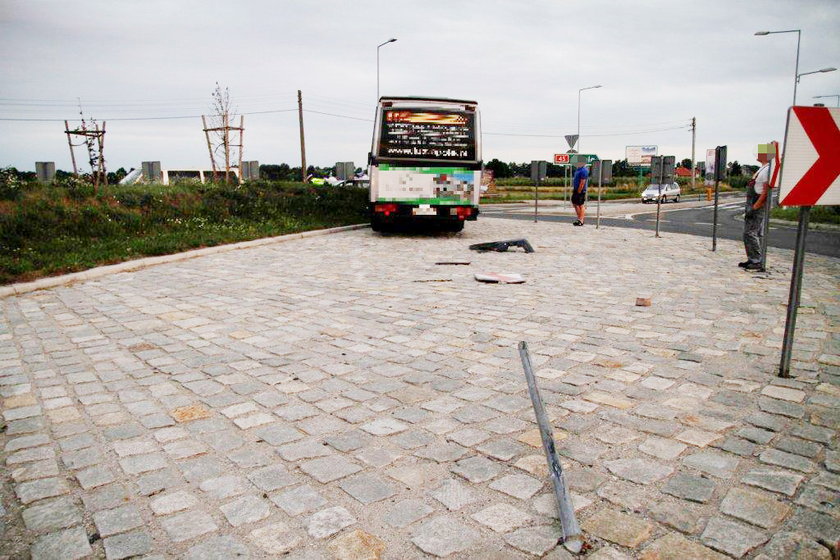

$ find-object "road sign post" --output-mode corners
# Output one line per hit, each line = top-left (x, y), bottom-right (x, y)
(712, 145), (727, 251)
(759, 142), (780, 271)
(778, 106), (839, 377)
(531, 160), (547, 223)
(593, 159), (612, 229)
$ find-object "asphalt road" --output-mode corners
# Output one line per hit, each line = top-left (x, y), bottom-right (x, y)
(483, 194), (840, 258)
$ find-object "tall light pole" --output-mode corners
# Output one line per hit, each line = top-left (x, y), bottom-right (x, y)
(377, 38), (397, 100)
(814, 94), (840, 107)
(755, 30), (800, 104)
(798, 67), (837, 84)
(577, 85), (601, 153)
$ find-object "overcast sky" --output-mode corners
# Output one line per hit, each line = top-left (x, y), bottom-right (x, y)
(1, 0), (838, 173)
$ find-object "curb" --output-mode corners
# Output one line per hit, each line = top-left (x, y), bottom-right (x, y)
(0, 224), (370, 299)
(769, 218), (840, 232)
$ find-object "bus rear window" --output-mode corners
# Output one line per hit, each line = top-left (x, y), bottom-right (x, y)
(378, 109), (476, 161)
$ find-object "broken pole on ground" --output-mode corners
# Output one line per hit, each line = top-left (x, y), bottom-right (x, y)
(518, 341), (583, 553)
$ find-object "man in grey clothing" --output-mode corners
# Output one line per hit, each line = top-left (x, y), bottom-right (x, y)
(740, 152), (771, 271)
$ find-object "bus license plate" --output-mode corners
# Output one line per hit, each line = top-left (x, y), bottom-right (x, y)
(413, 205), (436, 216)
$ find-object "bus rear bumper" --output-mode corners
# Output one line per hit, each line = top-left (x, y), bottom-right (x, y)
(370, 203), (479, 223)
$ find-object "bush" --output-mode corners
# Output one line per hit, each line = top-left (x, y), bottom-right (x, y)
(0, 181), (369, 284)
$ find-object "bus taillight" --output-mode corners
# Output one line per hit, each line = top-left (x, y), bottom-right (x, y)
(374, 203), (398, 216)
(455, 207), (473, 220)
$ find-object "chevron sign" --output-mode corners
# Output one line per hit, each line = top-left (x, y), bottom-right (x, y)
(779, 106), (840, 206)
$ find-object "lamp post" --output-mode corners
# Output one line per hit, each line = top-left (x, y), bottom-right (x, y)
(814, 94), (840, 107)
(798, 67), (837, 84)
(755, 29), (801, 104)
(577, 85), (602, 153)
(377, 38), (397, 100)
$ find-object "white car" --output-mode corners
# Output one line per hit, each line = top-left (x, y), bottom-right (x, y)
(641, 182), (680, 203)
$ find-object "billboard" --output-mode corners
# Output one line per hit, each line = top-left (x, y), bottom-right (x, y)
(378, 109), (476, 161)
(626, 145), (658, 166)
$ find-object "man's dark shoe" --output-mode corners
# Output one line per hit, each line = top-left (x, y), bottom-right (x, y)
(738, 261), (750, 268)
(573, 220), (583, 226)
(744, 262), (763, 271)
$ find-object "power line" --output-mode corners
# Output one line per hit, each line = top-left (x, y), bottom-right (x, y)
(0, 108), (297, 122)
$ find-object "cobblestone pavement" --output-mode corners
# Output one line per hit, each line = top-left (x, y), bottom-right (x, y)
(1, 219), (838, 560)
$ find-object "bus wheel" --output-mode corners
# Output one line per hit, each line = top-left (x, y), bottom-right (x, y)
(370, 216), (383, 232)
(444, 221), (464, 233)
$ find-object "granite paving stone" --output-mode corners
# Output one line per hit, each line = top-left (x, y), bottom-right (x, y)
(582, 508), (653, 548)
(160, 511), (218, 542)
(661, 472), (716, 503)
(742, 469), (804, 496)
(183, 535), (251, 560)
(701, 517), (769, 557)
(471, 503), (533, 532)
(604, 458), (673, 484)
(220, 494), (271, 526)
(270, 484), (327, 516)
(307, 506), (356, 539)
(411, 516), (479, 557)
(383, 498), (434, 528)
(21, 497), (83, 532)
(93, 504), (144, 537)
(720, 487), (791, 528)
(103, 531), (153, 560)
(30, 526), (93, 560)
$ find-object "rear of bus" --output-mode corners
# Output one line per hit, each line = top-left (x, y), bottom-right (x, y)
(369, 97), (481, 232)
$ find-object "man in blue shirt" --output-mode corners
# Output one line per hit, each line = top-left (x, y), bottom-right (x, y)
(571, 160), (589, 226)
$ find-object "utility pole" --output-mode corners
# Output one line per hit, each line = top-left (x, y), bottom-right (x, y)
(298, 89), (307, 183)
(690, 117), (696, 190)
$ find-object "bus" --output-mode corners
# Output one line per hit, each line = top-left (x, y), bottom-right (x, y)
(368, 96), (482, 232)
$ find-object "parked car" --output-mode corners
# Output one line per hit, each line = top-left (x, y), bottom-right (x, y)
(641, 182), (680, 203)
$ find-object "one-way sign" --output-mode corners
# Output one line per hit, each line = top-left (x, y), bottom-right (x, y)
(779, 106), (840, 206)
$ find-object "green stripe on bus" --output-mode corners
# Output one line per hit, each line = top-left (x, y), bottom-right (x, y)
(375, 198), (477, 206)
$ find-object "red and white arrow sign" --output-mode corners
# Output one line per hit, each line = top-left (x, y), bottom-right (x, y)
(779, 106), (840, 206)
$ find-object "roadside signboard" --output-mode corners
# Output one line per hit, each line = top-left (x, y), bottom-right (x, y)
(626, 145), (658, 166)
(530, 160), (547, 183)
(554, 153), (570, 164)
(565, 134), (579, 150)
(569, 153), (599, 164)
(779, 106), (840, 206)
(704, 148), (716, 186)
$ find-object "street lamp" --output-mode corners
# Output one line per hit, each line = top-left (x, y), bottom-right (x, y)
(377, 38), (397, 100)
(814, 94), (840, 107)
(798, 67), (837, 82)
(577, 84), (602, 153)
(755, 29), (801, 104)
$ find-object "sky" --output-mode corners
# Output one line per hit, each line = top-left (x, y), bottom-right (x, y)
(1, 0), (838, 173)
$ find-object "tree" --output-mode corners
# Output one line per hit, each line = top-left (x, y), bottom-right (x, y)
(612, 159), (634, 177)
(729, 161), (742, 176)
(680, 158), (692, 169)
(485, 158), (511, 178)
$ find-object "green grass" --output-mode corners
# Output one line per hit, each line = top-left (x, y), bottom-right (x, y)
(0, 180), (368, 285)
(771, 206), (840, 225)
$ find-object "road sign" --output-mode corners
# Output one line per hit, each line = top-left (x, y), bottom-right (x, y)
(553, 154), (570, 164)
(530, 160), (547, 183)
(714, 146), (727, 182)
(569, 153), (599, 164)
(779, 106), (840, 206)
(565, 135), (579, 150)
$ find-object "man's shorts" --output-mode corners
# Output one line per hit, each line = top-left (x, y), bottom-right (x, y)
(571, 190), (587, 206)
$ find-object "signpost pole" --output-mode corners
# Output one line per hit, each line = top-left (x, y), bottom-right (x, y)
(712, 177), (720, 251)
(596, 163), (603, 229)
(654, 157), (664, 238)
(779, 206), (811, 377)
(759, 155), (773, 271)
(534, 176), (539, 223)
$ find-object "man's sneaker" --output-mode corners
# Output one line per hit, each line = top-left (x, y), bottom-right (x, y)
(573, 220), (583, 226)
(744, 262), (763, 271)
(738, 261), (750, 268)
